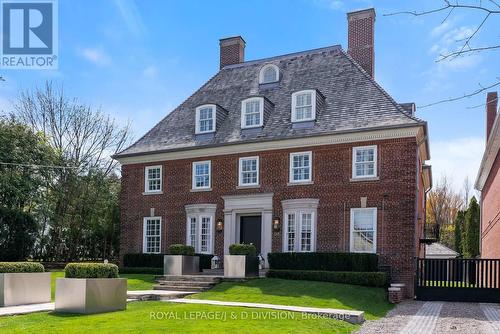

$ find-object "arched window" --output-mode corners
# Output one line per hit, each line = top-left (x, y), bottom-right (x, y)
(259, 64), (279, 84)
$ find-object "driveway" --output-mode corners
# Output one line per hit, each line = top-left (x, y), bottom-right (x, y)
(355, 300), (500, 334)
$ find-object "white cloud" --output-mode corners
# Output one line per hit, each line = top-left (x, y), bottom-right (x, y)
(79, 47), (111, 66)
(430, 136), (485, 192)
(142, 65), (158, 79)
(113, 0), (146, 38)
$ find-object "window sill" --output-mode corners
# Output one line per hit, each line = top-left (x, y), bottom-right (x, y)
(190, 188), (212, 192)
(236, 184), (260, 189)
(287, 181), (314, 186)
(350, 176), (380, 182)
(142, 191), (163, 195)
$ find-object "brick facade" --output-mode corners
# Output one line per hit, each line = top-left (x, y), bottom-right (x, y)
(347, 8), (375, 77)
(481, 151), (500, 258)
(120, 136), (426, 297)
(219, 36), (245, 69)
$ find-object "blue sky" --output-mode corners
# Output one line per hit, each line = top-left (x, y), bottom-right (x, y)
(1, 0), (499, 192)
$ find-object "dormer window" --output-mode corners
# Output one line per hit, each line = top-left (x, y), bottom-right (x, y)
(195, 104), (216, 134)
(259, 64), (279, 84)
(241, 97), (264, 129)
(291, 90), (316, 122)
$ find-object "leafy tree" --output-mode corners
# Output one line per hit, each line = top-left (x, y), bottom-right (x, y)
(454, 210), (465, 254)
(463, 197), (480, 258)
(0, 207), (37, 260)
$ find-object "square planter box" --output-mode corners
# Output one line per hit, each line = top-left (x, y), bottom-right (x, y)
(224, 255), (259, 278)
(55, 278), (127, 314)
(164, 255), (199, 276)
(0, 272), (51, 307)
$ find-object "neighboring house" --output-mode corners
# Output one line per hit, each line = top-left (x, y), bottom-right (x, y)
(425, 243), (459, 259)
(114, 8), (431, 297)
(475, 92), (499, 258)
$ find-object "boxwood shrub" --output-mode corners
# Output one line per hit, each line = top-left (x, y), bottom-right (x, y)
(267, 269), (389, 287)
(118, 267), (163, 275)
(65, 263), (119, 278)
(169, 244), (195, 256)
(267, 252), (378, 272)
(123, 253), (213, 272)
(0, 262), (44, 273)
(229, 244), (257, 257)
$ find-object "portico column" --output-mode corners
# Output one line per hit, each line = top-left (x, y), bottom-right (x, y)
(223, 209), (234, 255)
(261, 209), (273, 268)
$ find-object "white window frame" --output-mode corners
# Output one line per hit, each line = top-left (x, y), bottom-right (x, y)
(144, 165), (162, 193)
(289, 151), (312, 183)
(195, 104), (216, 134)
(291, 90), (316, 122)
(282, 210), (316, 252)
(185, 214), (214, 254)
(238, 156), (260, 186)
(352, 145), (378, 179)
(350, 208), (377, 253)
(259, 64), (279, 84)
(241, 97), (264, 129)
(143, 217), (162, 254)
(192, 160), (211, 190)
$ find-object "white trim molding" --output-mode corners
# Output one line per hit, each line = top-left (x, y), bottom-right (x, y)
(475, 115), (500, 190)
(291, 90), (316, 122)
(143, 216), (162, 254)
(185, 204), (217, 254)
(289, 151), (312, 184)
(241, 97), (264, 129)
(144, 165), (163, 193)
(349, 207), (377, 253)
(282, 199), (319, 252)
(192, 160), (212, 190)
(352, 145), (378, 180)
(238, 156), (260, 187)
(195, 104), (216, 134)
(259, 64), (279, 84)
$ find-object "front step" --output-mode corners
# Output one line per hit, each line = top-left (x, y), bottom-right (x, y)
(153, 284), (211, 292)
(156, 275), (222, 283)
(157, 280), (215, 287)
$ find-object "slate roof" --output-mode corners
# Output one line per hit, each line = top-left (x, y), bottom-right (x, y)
(115, 45), (425, 158)
(425, 243), (459, 259)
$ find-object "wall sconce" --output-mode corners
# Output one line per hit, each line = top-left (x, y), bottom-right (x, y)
(273, 217), (281, 232)
(216, 218), (224, 232)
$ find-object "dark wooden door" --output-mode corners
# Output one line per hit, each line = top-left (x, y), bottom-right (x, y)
(239, 216), (261, 254)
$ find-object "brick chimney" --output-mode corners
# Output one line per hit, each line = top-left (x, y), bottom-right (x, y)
(219, 36), (245, 69)
(486, 91), (498, 143)
(347, 8), (376, 78)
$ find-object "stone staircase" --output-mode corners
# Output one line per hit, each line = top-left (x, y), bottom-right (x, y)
(153, 275), (222, 292)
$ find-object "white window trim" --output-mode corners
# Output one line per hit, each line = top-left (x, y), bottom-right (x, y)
(195, 104), (216, 134)
(238, 156), (260, 186)
(143, 217), (162, 254)
(349, 208), (377, 253)
(240, 97), (264, 129)
(282, 210), (316, 252)
(291, 90), (316, 123)
(144, 165), (162, 193)
(192, 160), (211, 190)
(352, 145), (378, 179)
(289, 151), (312, 184)
(185, 214), (215, 254)
(259, 64), (279, 84)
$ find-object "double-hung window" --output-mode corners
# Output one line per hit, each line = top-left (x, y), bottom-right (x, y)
(241, 97), (264, 129)
(195, 104), (216, 134)
(144, 166), (162, 193)
(186, 215), (213, 254)
(239, 156), (259, 186)
(283, 211), (315, 252)
(352, 146), (377, 179)
(143, 217), (161, 253)
(291, 90), (316, 122)
(289, 152), (312, 183)
(192, 161), (211, 190)
(350, 208), (377, 253)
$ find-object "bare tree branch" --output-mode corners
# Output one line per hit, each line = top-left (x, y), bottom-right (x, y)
(438, 45), (500, 61)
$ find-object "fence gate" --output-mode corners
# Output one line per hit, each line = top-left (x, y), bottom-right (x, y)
(415, 258), (500, 303)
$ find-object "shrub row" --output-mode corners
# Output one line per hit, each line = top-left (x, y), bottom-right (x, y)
(267, 252), (379, 272)
(267, 269), (389, 287)
(229, 244), (257, 257)
(122, 253), (213, 272)
(0, 262), (44, 273)
(64, 263), (119, 278)
(169, 244), (195, 256)
(118, 267), (163, 275)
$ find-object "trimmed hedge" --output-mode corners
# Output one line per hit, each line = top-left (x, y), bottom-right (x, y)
(267, 252), (378, 272)
(169, 244), (195, 256)
(118, 267), (163, 275)
(267, 269), (389, 287)
(65, 263), (119, 278)
(229, 244), (257, 257)
(123, 253), (213, 272)
(0, 262), (44, 273)
(197, 253), (214, 271)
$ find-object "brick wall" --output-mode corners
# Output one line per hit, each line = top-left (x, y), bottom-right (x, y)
(347, 9), (375, 77)
(481, 151), (500, 258)
(120, 136), (423, 297)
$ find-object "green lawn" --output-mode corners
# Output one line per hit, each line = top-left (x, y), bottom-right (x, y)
(0, 301), (357, 334)
(191, 278), (392, 320)
(50, 271), (156, 300)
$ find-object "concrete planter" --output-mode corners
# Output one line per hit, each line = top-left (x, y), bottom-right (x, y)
(0, 272), (51, 306)
(224, 255), (259, 278)
(164, 255), (199, 276)
(55, 278), (127, 314)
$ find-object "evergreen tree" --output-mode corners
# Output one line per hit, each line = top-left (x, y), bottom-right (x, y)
(454, 210), (464, 254)
(463, 197), (480, 258)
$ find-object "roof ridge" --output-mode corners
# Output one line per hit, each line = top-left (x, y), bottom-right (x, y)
(222, 45), (342, 69)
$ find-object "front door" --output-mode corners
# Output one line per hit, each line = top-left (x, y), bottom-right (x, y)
(239, 216), (261, 254)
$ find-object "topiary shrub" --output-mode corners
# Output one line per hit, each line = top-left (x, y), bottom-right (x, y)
(0, 262), (44, 273)
(169, 244), (195, 256)
(267, 252), (379, 272)
(64, 263), (119, 278)
(267, 269), (389, 287)
(229, 244), (257, 257)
